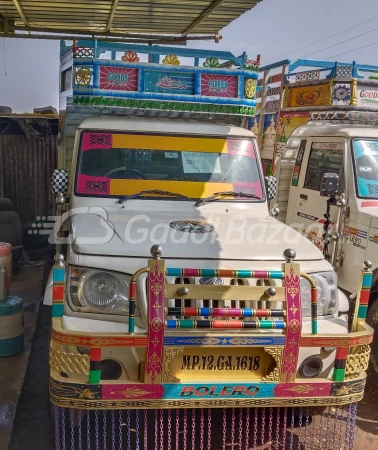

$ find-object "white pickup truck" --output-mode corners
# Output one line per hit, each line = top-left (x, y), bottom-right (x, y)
(43, 41), (374, 448)
(262, 59), (378, 377)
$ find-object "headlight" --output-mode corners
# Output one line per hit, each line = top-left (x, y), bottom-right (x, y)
(67, 266), (140, 316)
(300, 271), (339, 317)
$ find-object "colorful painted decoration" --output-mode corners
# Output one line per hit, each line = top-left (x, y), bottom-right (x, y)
(245, 59), (260, 72)
(121, 50), (140, 62)
(200, 74), (238, 98)
(295, 70), (320, 82)
(73, 96), (257, 116)
(335, 65), (353, 78)
(203, 57), (221, 68)
(73, 46), (94, 58)
(245, 78), (257, 99)
(333, 84), (351, 102)
(99, 66), (138, 91)
(145, 70), (194, 95)
(75, 67), (92, 86)
(68, 41), (259, 118)
(162, 54), (180, 65)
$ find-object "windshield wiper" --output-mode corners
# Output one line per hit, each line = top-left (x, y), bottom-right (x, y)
(195, 191), (261, 207)
(117, 190), (189, 204)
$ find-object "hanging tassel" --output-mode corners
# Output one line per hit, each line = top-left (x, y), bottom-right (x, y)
(253, 407), (258, 450)
(207, 409), (212, 450)
(51, 404), (359, 450)
(183, 408), (188, 450)
(154, 409), (158, 450)
(222, 408), (227, 450)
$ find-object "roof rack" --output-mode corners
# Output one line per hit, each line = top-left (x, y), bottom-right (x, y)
(60, 40), (259, 118)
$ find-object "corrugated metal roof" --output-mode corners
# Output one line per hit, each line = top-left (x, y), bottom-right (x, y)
(0, 0), (261, 39)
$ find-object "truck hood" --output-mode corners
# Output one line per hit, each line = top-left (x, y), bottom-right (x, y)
(70, 206), (323, 261)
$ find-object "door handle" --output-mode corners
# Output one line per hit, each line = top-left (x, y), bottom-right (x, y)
(300, 194), (308, 200)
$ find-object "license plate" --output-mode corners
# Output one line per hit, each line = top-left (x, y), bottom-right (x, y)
(168, 347), (274, 382)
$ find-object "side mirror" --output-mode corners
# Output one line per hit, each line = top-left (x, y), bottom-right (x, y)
(51, 169), (69, 195)
(264, 176), (277, 201)
(320, 172), (339, 197)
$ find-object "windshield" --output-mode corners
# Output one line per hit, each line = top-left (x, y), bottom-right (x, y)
(75, 131), (264, 201)
(352, 139), (378, 198)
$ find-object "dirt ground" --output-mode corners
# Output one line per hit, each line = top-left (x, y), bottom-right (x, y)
(2, 260), (378, 449)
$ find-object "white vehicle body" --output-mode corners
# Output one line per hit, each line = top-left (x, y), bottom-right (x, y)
(274, 122), (378, 298)
(44, 114), (350, 381)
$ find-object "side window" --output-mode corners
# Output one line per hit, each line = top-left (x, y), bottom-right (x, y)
(303, 142), (344, 191)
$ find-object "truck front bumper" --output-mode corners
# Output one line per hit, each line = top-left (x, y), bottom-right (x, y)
(49, 317), (373, 410)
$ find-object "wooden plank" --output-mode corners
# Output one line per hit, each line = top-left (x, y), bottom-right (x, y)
(165, 284), (285, 301)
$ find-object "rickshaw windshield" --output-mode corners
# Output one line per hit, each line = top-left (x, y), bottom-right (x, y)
(352, 139), (378, 198)
(75, 131), (264, 201)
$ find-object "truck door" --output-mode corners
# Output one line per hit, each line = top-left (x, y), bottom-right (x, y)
(286, 138), (345, 256)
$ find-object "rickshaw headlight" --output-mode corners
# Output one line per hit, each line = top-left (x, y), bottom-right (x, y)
(66, 266), (139, 316)
(300, 271), (339, 317)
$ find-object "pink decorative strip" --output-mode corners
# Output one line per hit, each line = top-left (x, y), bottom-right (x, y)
(252, 270), (268, 279)
(182, 269), (200, 277)
(77, 174), (110, 195)
(102, 384), (165, 400)
(81, 132), (112, 151)
(227, 140), (255, 159)
(274, 383), (331, 398)
(361, 201), (378, 207)
(280, 264), (302, 382)
(145, 260), (165, 384)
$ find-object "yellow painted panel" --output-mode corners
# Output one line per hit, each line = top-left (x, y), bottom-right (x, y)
(112, 134), (229, 153)
(168, 347), (274, 382)
(288, 84), (328, 107)
(109, 179), (233, 198)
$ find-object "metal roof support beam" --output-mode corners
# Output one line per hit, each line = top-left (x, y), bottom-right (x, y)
(12, 0), (29, 27)
(106, 0), (119, 32)
(1, 32), (187, 45)
(183, 0), (226, 36)
(8, 25), (219, 42)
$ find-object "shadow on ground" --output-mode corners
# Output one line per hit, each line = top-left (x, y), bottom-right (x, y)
(9, 258), (54, 450)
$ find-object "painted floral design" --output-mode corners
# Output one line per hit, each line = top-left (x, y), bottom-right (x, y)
(203, 57), (220, 68)
(162, 54), (180, 65)
(121, 51), (140, 62)
(333, 85), (350, 102)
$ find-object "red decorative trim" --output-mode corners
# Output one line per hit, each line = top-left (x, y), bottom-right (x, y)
(274, 383), (332, 398)
(102, 384), (164, 400)
(52, 286), (64, 302)
(130, 281), (136, 298)
(51, 329), (148, 347)
(336, 347), (349, 360)
(359, 289), (370, 305)
(90, 348), (102, 361)
(361, 201), (378, 207)
(300, 334), (373, 347)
